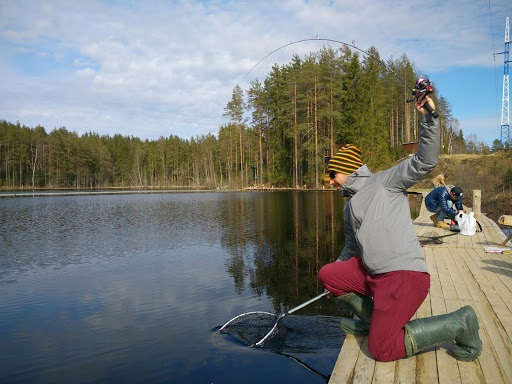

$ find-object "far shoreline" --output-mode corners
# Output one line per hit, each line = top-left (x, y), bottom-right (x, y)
(0, 186), (337, 198)
(2, 187), (509, 240)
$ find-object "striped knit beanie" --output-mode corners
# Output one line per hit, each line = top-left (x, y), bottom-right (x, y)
(327, 144), (363, 175)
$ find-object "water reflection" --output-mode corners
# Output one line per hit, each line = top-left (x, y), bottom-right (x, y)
(219, 191), (344, 314)
(0, 192), (345, 383)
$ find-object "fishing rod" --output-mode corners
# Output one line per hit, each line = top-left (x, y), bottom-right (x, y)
(240, 36), (439, 116)
(243, 38), (372, 80)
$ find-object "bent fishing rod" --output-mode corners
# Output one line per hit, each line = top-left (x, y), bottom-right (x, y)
(240, 36), (439, 117)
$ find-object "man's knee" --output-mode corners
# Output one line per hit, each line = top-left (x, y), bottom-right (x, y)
(368, 336), (404, 362)
(318, 263), (334, 284)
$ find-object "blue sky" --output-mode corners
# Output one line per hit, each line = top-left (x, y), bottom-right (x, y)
(1, 0), (511, 144)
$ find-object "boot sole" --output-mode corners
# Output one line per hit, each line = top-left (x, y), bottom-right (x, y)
(449, 306), (482, 361)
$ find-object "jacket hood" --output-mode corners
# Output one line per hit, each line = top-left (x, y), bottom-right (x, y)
(340, 164), (373, 197)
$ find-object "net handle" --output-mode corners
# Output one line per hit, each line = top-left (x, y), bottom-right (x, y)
(287, 291), (328, 315)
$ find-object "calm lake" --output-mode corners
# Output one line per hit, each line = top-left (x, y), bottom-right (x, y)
(1, 191), (351, 383)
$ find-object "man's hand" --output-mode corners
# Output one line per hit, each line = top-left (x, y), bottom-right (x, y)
(415, 95), (435, 115)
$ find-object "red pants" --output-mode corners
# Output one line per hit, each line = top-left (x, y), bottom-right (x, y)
(318, 257), (430, 361)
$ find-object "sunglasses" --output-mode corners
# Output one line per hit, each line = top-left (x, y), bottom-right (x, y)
(328, 170), (336, 180)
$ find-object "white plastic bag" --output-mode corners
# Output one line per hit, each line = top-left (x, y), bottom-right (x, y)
(457, 212), (477, 236)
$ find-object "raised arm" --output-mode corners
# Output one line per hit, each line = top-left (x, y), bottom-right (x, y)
(383, 97), (440, 192)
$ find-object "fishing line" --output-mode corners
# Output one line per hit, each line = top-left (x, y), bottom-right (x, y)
(239, 36), (417, 92)
(243, 38), (372, 81)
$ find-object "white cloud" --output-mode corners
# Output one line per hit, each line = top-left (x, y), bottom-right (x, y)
(0, 0), (511, 139)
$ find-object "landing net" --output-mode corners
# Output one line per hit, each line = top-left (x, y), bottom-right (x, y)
(219, 292), (328, 347)
(218, 311), (280, 346)
(218, 313), (344, 379)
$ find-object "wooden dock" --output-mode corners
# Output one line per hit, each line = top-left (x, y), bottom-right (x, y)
(329, 193), (512, 384)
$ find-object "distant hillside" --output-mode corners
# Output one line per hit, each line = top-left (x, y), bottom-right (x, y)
(415, 152), (512, 223)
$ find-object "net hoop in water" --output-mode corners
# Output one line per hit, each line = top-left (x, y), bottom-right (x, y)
(254, 314), (285, 347)
(219, 292), (328, 347)
(218, 311), (276, 332)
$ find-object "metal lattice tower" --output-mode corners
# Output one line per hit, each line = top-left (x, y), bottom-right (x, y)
(497, 17), (511, 146)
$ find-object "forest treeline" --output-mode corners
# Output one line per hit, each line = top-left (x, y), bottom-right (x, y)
(1, 47), (473, 190)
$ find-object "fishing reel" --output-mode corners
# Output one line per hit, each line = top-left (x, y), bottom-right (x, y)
(412, 76), (434, 97)
(406, 75), (439, 118)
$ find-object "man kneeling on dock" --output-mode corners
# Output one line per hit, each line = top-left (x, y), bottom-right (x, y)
(318, 76), (482, 362)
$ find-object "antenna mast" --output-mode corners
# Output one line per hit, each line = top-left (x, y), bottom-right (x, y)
(497, 17), (511, 147)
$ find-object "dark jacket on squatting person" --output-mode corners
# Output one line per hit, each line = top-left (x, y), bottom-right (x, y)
(424, 185), (463, 220)
(337, 114), (440, 275)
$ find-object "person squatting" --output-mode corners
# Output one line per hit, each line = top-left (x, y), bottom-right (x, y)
(317, 76), (482, 362)
(425, 184), (464, 230)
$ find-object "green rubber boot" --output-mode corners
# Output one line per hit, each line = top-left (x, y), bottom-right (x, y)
(336, 292), (373, 335)
(339, 317), (371, 335)
(404, 305), (482, 361)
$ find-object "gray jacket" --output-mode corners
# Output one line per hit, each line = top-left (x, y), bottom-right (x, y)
(338, 114), (440, 275)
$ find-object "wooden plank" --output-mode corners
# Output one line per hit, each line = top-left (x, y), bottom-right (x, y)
(395, 357), (416, 384)
(490, 251), (512, 299)
(478, 216), (495, 247)
(371, 361), (395, 384)
(329, 335), (361, 384)
(479, 223), (492, 247)
(470, 228), (480, 249)
(438, 247), (484, 383)
(464, 248), (512, 344)
(439, 249), (472, 301)
(467, 307), (504, 384)
(451, 231), (460, 248)
(458, 248), (512, 383)
(415, 252), (439, 384)
(479, 254), (512, 312)
(438, 249), (484, 384)
(471, 227), (488, 249)
(453, 319), (487, 384)
(477, 249), (512, 306)
(459, 232), (471, 249)
(417, 210), (512, 382)
(352, 338), (376, 384)
(465, 248), (512, 320)
(425, 248), (439, 282)
(414, 218), (435, 239)
(435, 248), (459, 300)
(430, 248), (463, 384)
(481, 216), (507, 246)
(445, 297), (486, 384)
(461, 233), (473, 249)
(415, 344), (438, 384)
